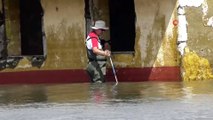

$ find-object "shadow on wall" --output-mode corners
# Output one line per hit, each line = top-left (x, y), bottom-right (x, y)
(145, 8), (166, 66)
(142, 0), (178, 67)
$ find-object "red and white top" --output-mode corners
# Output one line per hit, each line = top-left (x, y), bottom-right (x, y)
(86, 32), (102, 50)
(85, 31), (103, 61)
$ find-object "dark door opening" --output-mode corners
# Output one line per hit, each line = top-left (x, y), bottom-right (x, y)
(20, 0), (44, 55)
(109, 0), (136, 52)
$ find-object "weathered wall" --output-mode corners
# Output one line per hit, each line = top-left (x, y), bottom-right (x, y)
(115, 0), (179, 68)
(185, 0), (213, 67)
(3, 0), (88, 71)
(4, 0), (21, 56)
(4, 0), (212, 74)
(41, 0), (87, 70)
(0, 0), (211, 82)
(178, 0), (213, 81)
(2, 0), (181, 72)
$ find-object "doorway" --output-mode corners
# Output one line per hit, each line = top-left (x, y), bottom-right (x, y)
(20, 0), (44, 55)
(109, 0), (136, 52)
(84, 0), (136, 53)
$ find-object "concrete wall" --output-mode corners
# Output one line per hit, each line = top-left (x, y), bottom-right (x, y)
(2, 0), (87, 71)
(1, 0), (180, 72)
(113, 0), (179, 68)
(185, 0), (213, 67)
(0, 0), (212, 75)
(178, 0), (213, 80)
(40, 0), (87, 70)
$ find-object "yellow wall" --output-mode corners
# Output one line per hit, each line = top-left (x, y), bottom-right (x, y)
(2, 0), (181, 72)
(41, 0), (87, 70)
(0, 0), (212, 81)
(179, 0), (213, 81)
(185, 1), (213, 68)
(113, 0), (179, 68)
(3, 0), (203, 74)
(3, 0), (88, 71)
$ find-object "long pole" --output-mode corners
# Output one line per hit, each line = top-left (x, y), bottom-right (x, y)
(109, 57), (118, 85)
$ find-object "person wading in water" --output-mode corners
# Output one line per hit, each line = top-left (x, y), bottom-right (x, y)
(85, 20), (111, 83)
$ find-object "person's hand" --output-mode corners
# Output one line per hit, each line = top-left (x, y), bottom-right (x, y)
(104, 50), (111, 57)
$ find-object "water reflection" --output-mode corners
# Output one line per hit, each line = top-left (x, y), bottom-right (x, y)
(0, 81), (213, 105)
(89, 83), (108, 103)
(0, 85), (47, 105)
(0, 81), (213, 119)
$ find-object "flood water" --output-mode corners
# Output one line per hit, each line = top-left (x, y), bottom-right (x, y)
(0, 81), (213, 120)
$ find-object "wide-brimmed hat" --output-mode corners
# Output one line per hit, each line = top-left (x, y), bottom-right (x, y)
(91, 20), (109, 30)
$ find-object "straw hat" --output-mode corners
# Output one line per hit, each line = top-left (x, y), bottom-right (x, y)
(91, 20), (109, 30)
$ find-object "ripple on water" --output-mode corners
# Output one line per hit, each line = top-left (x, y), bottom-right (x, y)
(0, 81), (213, 120)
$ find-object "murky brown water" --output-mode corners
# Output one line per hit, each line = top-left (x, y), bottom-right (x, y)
(0, 81), (213, 120)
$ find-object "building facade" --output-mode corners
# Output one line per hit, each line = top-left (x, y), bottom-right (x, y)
(0, 0), (212, 84)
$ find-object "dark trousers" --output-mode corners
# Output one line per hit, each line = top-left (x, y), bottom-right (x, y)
(86, 60), (106, 83)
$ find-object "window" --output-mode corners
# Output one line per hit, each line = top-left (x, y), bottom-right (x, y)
(20, 0), (44, 55)
(3, 0), (45, 56)
(109, 0), (136, 53)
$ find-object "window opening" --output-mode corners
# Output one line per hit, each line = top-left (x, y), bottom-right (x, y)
(109, 0), (136, 52)
(20, 0), (44, 55)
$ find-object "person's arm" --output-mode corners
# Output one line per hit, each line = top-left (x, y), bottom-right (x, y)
(91, 37), (110, 57)
(92, 47), (110, 57)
